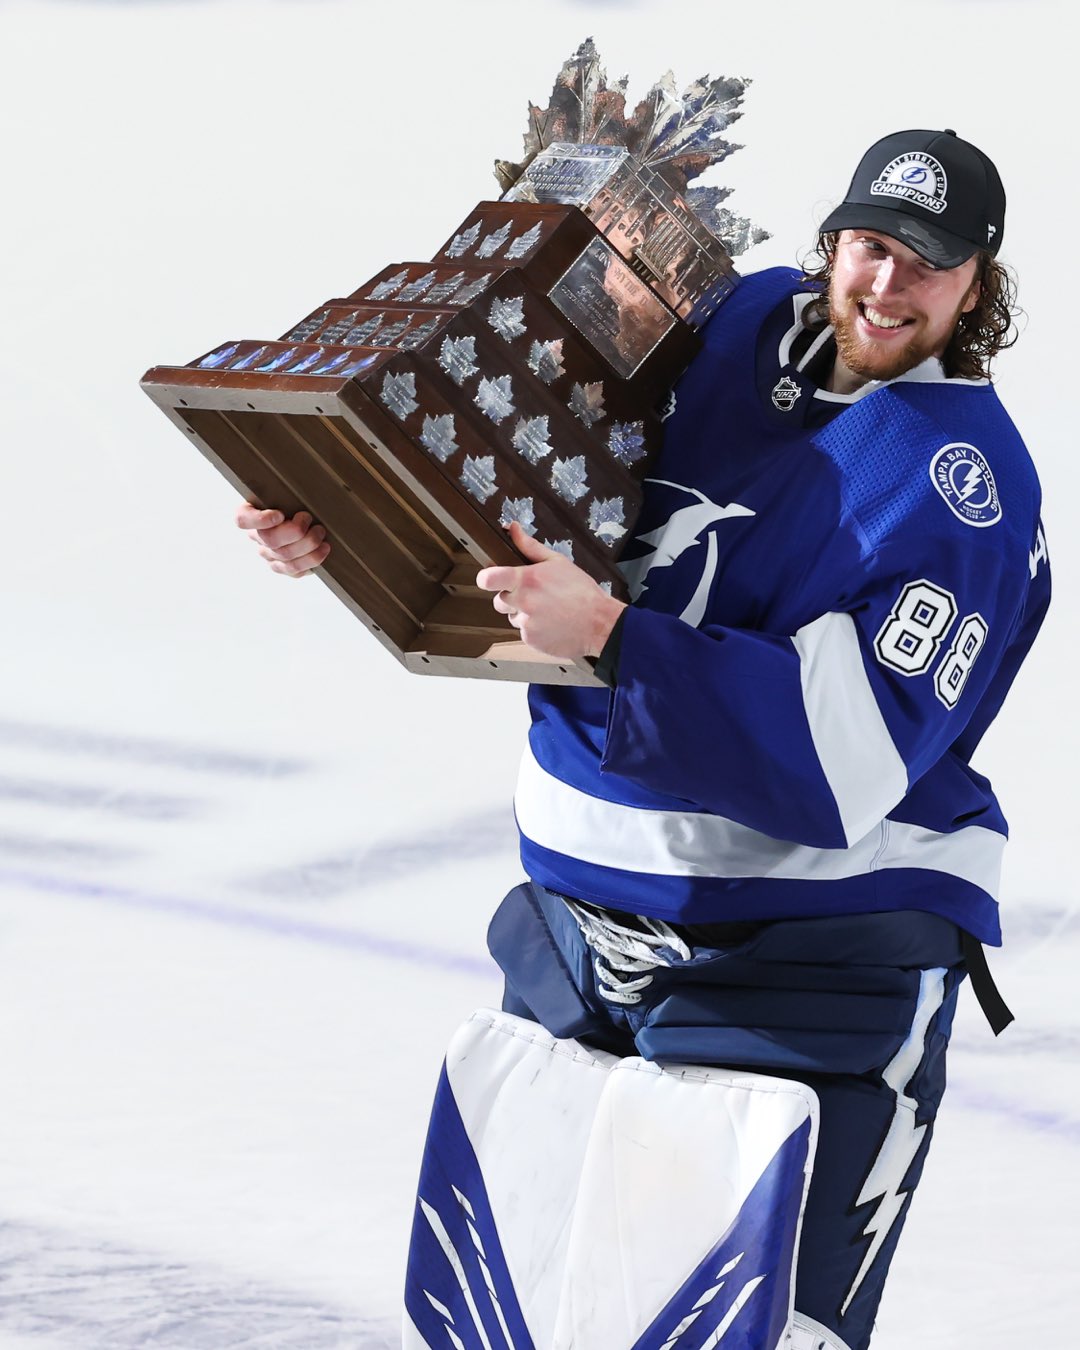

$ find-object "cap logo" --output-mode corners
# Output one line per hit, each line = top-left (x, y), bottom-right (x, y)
(871, 152), (948, 215)
(930, 443), (1001, 527)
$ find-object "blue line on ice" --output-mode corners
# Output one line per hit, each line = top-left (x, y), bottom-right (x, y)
(0, 718), (309, 778)
(0, 866), (495, 978)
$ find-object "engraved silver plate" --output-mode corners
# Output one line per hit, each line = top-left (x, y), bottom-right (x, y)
(321, 311), (360, 344)
(399, 317), (441, 351)
(551, 456), (589, 503)
(446, 222), (482, 258)
(198, 343), (239, 369)
(543, 539), (575, 561)
(608, 420), (647, 465)
(380, 370), (418, 419)
(341, 353), (380, 377)
(506, 222), (543, 261)
(420, 413), (458, 462)
(488, 295), (527, 342)
(569, 381), (606, 427)
(345, 314), (386, 345)
(372, 318), (409, 347)
(312, 351), (351, 375)
(255, 346), (298, 372)
(455, 273), (494, 305)
(528, 339), (566, 385)
(398, 269), (437, 301)
(286, 311), (328, 342)
(588, 497), (627, 543)
(476, 221), (513, 259)
(231, 345), (269, 371)
(438, 335), (479, 386)
(367, 270), (408, 300)
(474, 375), (515, 423)
(512, 415), (552, 465)
(461, 455), (499, 503)
(499, 496), (537, 534)
(289, 350), (325, 374)
(427, 271), (467, 303)
(503, 143), (627, 207)
(549, 238), (676, 379)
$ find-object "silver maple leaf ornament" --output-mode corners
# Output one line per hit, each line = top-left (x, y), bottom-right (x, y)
(494, 36), (768, 260)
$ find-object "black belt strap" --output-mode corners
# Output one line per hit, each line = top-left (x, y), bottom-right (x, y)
(961, 931), (1014, 1035)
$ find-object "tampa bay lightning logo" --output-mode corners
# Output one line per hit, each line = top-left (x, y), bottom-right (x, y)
(929, 442), (1001, 527)
(871, 152), (948, 215)
(618, 480), (755, 627)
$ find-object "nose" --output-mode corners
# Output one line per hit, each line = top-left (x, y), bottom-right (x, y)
(869, 255), (918, 301)
(871, 257), (907, 298)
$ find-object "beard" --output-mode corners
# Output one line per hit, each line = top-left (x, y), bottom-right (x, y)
(828, 285), (971, 384)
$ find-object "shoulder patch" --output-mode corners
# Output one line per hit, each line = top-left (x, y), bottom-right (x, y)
(929, 442), (1002, 527)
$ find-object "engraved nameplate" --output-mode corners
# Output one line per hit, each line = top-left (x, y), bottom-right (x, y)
(548, 238), (676, 379)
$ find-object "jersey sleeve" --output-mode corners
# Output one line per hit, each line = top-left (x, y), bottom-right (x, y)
(599, 517), (1048, 850)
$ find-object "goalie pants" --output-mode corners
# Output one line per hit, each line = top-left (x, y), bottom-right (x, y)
(488, 883), (967, 1350)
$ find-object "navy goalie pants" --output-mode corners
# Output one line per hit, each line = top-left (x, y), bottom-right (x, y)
(488, 882), (967, 1350)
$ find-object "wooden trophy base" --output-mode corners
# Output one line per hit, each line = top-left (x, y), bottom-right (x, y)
(146, 373), (602, 685)
(142, 202), (704, 684)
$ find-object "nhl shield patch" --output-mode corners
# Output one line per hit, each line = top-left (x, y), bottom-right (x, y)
(930, 442), (1002, 527)
(771, 376), (802, 412)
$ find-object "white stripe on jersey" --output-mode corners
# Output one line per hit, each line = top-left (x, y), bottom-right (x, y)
(792, 611), (909, 846)
(515, 746), (1004, 895)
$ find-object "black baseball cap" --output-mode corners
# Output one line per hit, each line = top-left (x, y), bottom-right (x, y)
(820, 129), (1006, 268)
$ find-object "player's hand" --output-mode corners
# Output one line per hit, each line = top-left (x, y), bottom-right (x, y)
(476, 521), (626, 660)
(235, 502), (331, 577)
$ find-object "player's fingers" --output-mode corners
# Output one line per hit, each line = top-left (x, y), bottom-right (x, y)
(255, 512), (314, 549)
(491, 590), (517, 616)
(236, 503), (285, 531)
(261, 525), (327, 562)
(476, 564), (521, 593)
(258, 532), (329, 566)
(507, 521), (557, 562)
(268, 542), (330, 576)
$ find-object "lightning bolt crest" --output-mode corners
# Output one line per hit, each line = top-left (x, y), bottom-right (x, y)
(840, 969), (947, 1318)
(955, 463), (985, 504)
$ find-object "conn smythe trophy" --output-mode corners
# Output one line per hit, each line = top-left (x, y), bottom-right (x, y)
(141, 41), (765, 685)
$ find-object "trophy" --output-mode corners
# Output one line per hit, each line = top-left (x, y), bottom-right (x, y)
(141, 40), (765, 685)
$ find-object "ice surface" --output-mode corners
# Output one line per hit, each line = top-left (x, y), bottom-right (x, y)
(1, 0), (1077, 1346)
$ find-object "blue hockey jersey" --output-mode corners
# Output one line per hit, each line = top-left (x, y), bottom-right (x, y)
(516, 267), (1050, 945)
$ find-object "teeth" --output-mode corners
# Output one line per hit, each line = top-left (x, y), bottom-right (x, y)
(863, 305), (906, 329)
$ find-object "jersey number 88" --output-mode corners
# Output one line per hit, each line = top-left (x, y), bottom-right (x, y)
(874, 579), (987, 709)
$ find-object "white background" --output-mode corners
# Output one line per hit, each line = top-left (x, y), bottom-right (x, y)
(0, 0), (1076, 1345)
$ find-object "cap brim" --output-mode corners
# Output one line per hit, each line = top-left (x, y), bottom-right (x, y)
(819, 203), (978, 269)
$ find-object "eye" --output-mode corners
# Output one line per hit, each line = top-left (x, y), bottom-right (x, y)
(857, 236), (887, 255)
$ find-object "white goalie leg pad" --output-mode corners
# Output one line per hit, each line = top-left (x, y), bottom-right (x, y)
(404, 1009), (819, 1350)
(403, 1008), (620, 1350)
(786, 1310), (854, 1350)
(553, 1060), (819, 1350)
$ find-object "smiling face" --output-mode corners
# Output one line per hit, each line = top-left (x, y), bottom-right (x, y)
(827, 229), (981, 392)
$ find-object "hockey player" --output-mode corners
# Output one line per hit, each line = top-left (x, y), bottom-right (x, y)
(239, 130), (1050, 1348)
